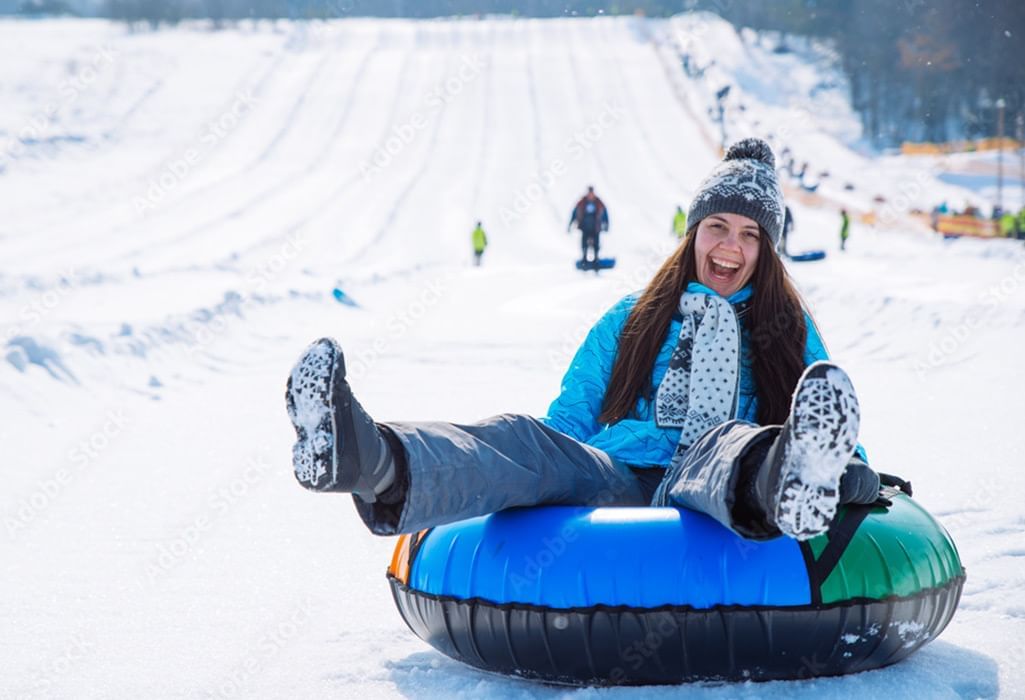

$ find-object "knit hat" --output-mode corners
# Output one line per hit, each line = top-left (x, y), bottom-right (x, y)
(687, 138), (785, 249)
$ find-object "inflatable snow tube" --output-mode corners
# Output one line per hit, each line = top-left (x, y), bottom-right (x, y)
(575, 257), (617, 271)
(788, 250), (827, 262)
(387, 494), (964, 686)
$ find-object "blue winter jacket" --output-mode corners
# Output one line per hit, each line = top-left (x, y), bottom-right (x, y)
(543, 282), (866, 467)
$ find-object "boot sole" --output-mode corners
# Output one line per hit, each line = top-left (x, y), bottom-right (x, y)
(774, 363), (860, 540)
(287, 339), (346, 491)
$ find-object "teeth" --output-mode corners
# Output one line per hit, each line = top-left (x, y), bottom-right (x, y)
(712, 258), (740, 270)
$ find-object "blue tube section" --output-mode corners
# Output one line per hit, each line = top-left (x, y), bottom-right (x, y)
(408, 506), (811, 609)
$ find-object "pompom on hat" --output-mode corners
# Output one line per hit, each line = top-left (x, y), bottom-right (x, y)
(687, 138), (786, 249)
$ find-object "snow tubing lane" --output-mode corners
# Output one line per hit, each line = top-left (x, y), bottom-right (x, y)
(387, 494), (964, 685)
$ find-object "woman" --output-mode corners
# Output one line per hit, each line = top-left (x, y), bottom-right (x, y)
(285, 138), (881, 541)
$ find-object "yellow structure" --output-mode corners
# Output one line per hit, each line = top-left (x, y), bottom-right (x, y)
(900, 137), (1021, 156)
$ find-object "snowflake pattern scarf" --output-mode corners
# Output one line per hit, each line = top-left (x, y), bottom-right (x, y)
(654, 291), (741, 447)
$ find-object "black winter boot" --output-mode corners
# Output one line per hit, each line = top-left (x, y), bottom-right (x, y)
(286, 338), (396, 500)
(752, 361), (861, 540)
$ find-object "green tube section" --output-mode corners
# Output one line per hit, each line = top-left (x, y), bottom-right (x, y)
(804, 495), (964, 604)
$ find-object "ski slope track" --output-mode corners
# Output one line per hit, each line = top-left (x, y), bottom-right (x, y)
(2, 14), (1024, 699)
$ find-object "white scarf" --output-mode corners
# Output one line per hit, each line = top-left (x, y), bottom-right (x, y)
(654, 291), (741, 447)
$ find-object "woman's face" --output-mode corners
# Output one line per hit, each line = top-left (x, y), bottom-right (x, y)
(694, 212), (762, 297)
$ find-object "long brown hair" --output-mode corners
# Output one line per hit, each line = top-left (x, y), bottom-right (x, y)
(598, 226), (808, 427)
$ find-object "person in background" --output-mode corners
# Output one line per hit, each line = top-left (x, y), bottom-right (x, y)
(471, 221), (488, 266)
(781, 205), (794, 257)
(839, 209), (850, 251)
(1017, 206), (1025, 240)
(779, 146), (793, 177)
(568, 186), (609, 265)
(672, 205), (688, 239)
(999, 210), (1016, 238)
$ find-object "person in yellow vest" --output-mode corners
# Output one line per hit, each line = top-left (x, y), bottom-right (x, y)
(1018, 206), (1025, 240)
(471, 221), (488, 266)
(672, 205), (688, 239)
(999, 211), (1016, 238)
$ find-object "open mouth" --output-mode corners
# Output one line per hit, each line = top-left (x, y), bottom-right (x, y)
(708, 256), (742, 283)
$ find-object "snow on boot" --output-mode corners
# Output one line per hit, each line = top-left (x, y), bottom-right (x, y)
(285, 338), (394, 499)
(756, 361), (860, 540)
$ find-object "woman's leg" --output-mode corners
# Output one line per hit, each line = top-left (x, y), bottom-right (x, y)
(356, 413), (648, 535)
(652, 420), (778, 539)
(654, 362), (872, 541)
(286, 339), (647, 536)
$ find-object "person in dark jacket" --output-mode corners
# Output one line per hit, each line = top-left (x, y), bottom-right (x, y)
(567, 186), (609, 265)
(781, 205), (794, 256)
(285, 139), (884, 543)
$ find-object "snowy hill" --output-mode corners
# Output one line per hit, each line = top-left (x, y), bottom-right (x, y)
(2, 14), (1023, 699)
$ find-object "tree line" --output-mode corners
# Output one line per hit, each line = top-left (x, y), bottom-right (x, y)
(688, 0), (1025, 147)
(96, 1), (683, 21)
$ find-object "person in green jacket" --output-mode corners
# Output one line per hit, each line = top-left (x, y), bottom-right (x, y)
(839, 209), (850, 251)
(999, 211), (1016, 238)
(472, 221), (488, 266)
(672, 205), (688, 239)
(1018, 207), (1025, 240)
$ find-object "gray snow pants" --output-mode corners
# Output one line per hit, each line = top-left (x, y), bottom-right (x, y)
(353, 413), (780, 539)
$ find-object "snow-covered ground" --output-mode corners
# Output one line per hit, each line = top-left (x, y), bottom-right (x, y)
(2, 14), (1024, 699)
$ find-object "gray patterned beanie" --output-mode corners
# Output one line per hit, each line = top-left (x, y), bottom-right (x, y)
(687, 138), (785, 249)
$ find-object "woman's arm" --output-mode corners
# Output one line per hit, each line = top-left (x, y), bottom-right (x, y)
(803, 311), (829, 365)
(542, 296), (634, 442)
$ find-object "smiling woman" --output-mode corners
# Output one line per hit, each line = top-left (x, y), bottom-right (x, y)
(600, 140), (809, 431)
